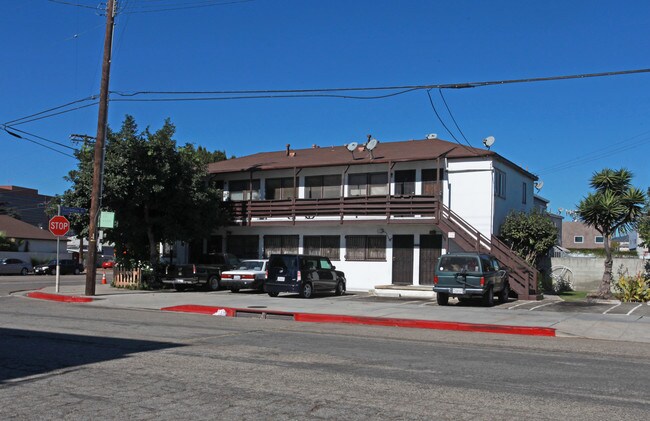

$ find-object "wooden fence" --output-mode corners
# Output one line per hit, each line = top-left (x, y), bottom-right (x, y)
(112, 266), (142, 288)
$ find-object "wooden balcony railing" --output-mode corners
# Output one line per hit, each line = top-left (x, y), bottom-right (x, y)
(226, 195), (440, 223)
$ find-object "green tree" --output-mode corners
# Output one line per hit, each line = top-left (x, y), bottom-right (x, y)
(636, 187), (650, 248)
(0, 201), (21, 220)
(63, 115), (229, 266)
(499, 209), (558, 267)
(576, 168), (646, 298)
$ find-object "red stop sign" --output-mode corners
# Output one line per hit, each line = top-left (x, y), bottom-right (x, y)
(49, 215), (70, 236)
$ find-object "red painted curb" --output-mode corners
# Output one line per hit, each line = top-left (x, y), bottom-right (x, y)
(161, 305), (556, 337)
(26, 291), (94, 303)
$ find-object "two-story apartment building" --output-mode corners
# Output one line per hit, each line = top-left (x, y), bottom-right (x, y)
(199, 137), (540, 298)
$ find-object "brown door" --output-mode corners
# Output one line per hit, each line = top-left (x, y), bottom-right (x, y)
(392, 235), (414, 285)
(419, 234), (442, 285)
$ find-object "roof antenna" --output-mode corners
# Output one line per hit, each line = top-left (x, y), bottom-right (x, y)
(345, 141), (359, 159)
(365, 134), (379, 159)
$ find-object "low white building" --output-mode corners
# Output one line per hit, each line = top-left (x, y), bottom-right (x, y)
(202, 137), (540, 299)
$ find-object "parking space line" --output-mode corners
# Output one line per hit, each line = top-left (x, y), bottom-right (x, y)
(603, 303), (621, 315)
(529, 302), (558, 311)
(507, 301), (532, 310)
(418, 301), (435, 307)
(627, 304), (643, 315)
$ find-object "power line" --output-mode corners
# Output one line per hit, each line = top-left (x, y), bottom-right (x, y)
(119, 0), (255, 14)
(425, 89), (469, 151)
(3, 96), (98, 126)
(1, 127), (76, 158)
(2, 126), (78, 151)
(46, 0), (98, 10)
(437, 88), (473, 148)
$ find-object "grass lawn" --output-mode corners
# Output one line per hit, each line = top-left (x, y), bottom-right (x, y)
(558, 290), (589, 302)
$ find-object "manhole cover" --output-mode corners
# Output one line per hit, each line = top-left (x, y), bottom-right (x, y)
(247, 306), (267, 309)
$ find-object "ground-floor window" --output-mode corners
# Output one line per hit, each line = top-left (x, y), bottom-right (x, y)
(304, 235), (340, 260)
(227, 235), (259, 259)
(345, 235), (386, 261)
(263, 235), (299, 257)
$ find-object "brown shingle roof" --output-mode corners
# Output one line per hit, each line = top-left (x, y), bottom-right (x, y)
(208, 137), (537, 180)
(0, 215), (58, 241)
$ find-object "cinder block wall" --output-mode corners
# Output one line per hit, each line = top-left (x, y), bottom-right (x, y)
(550, 257), (647, 291)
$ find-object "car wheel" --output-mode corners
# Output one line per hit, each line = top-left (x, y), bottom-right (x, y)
(334, 281), (345, 296)
(175, 285), (187, 292)
(300, 282), (313, 299)
(230, 287), (240, 293)
(498, 283), (510, 304)
(482, 286), (494, 307)
(74, 268), (80, 275)
(436, 292), (449, 306)
(267, 291), (279, 297)
(20, 267), (28, 276)
(206, 276), (220, 291)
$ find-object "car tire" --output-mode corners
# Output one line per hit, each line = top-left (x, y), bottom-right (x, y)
(436, 292), (449, 306)
(74, 268), (80, 275)
(20, 267), (28, 276)
(175, 285), (187, 292)
(498, 283), (510, 304)
(206, 276), (220, 291)
(482, 286), (494, 307)
(267, 291), (279, 297)
(300, 282), (313, 299)
(334, 281), (345, 296)
(230, 287), (240, 293)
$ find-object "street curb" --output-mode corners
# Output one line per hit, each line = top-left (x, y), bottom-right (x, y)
(26, 291), (94, 303)
(161, 305), (556, 337)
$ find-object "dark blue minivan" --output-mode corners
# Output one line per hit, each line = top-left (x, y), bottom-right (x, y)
(264, 254), (346, 298)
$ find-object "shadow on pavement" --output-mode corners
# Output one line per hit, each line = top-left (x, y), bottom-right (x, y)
(0, 328), (184, 383)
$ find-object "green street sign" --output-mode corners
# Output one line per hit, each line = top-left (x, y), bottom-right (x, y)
(99, 211), (115, 229)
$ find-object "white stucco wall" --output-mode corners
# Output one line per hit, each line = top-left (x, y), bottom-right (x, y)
(492, 160), (536, 235)
(446, 158), (493, 237)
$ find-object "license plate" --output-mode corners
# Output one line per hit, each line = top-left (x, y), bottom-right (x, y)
(176, 279), (185, 284)
(452, 288), (464, 294)
(234, 275), (240, 280)
(277, 276), (285, 282)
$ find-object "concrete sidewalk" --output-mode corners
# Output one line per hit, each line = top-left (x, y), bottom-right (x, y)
(19, 284), (650, 343)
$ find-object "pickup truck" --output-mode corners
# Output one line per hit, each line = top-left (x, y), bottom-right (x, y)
(162, 253), (239, 292)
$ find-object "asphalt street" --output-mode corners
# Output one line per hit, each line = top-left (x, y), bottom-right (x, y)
(1, 295), (649, 420)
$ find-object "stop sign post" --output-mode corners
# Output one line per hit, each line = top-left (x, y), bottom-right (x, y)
(49, 215), (70, 293)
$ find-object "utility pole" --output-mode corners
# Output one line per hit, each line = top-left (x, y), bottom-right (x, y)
(86, 0), (116, 296)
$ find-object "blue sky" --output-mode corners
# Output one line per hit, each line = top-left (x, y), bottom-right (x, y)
(1, 0), (649, 216)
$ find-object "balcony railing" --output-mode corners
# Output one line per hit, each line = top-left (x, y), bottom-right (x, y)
(227, 195), (440, 224)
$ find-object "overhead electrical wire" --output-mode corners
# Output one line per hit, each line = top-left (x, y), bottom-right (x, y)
(425, 89), (474, 152)
(119, 0), (255, 14)
(1, 126), (77, 151)
(437, 88), (473, 148)
(1, 126), (76, 158)
(3, 96), (98, 126)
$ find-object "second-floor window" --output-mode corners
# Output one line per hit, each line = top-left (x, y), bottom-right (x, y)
(422, 168), (444, 196)
(574, 236), (584, 244)
(394, 170), (415, 195)
(595, 236), (604, 244)
(305, 175), (341, 199)
(348, 172), (388, 197)
(495, 169), (506, 199)
(265, 177), (295, 200)
(229, 179), (260, 201)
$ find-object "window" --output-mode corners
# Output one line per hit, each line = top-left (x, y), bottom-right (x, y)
(227, 235), (259, 259)
(522, 182), (527, 204)
(574, 236), (584, 244)
(305, 175), (341, 199)
(595, 236), (604, 244)
(348, 172), (388, 197)
(229, 179), (260, 201)
(304, 235), (340, 260)
(265, 177), (295, 200)
(422, 168), (444, 196)
(345, 235), (386, 261)
(394, 170), (416, 195)
(495, 169), (506, 199)
(263, 235), (299, 257)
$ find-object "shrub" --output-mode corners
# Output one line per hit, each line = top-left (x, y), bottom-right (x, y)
(613, 272), (650, 302)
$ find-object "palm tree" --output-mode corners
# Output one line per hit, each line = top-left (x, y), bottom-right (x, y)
(577, 168), (645, 298)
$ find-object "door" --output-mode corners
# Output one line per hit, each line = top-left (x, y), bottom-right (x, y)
(392, 235), (414, 285)
(419, 234), (442, 285)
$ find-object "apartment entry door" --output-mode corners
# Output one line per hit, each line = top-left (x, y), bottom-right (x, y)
(392, 235), (414, 285)
(419, 234), (442, 285)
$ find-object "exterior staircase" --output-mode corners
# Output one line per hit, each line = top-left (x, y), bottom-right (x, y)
(436, 204), (541, 300)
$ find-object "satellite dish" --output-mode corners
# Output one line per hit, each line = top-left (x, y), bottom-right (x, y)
(346, 142), (358, 152)
(426, 133), (438, 140)
(366, 138), (378, 151)
(535, 181), (544, 191)
(482, 136), (495, 148)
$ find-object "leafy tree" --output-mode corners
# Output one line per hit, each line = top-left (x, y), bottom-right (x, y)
(576, 168), (646, 298)
(499, 209), (558, 267)
(637, 187), (650, 248)
(62, 115), (229, 267)
(0, 201), (21, 220)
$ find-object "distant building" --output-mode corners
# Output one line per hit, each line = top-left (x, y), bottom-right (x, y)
(0, 214), (58, 253)
(0, 186), (53, 228)
(534, 195), (563, 246)
(562, 221), (604, 249)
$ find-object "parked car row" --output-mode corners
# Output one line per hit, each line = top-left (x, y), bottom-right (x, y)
(0, 258), (87, 275)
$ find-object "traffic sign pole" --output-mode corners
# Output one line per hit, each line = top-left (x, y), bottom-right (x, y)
(49, 208), (71, 293)
(56, 206), (60, 293)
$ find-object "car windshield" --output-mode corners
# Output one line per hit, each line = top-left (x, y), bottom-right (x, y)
(237, 261), (263, 271)
(47, 260), (56, 265)
(0, 259), (6, 264)
(438, 256), (481, 273)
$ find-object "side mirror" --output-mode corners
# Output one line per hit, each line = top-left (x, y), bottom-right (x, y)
(331, 265), (336, 270)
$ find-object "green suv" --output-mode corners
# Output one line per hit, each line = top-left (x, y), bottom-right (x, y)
(433, 253), (509, 307)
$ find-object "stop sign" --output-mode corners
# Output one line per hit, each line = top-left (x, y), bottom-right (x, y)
(49, 215), (70, 237)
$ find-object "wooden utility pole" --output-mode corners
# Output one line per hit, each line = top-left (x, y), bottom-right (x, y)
(86, 0), (116, 296)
